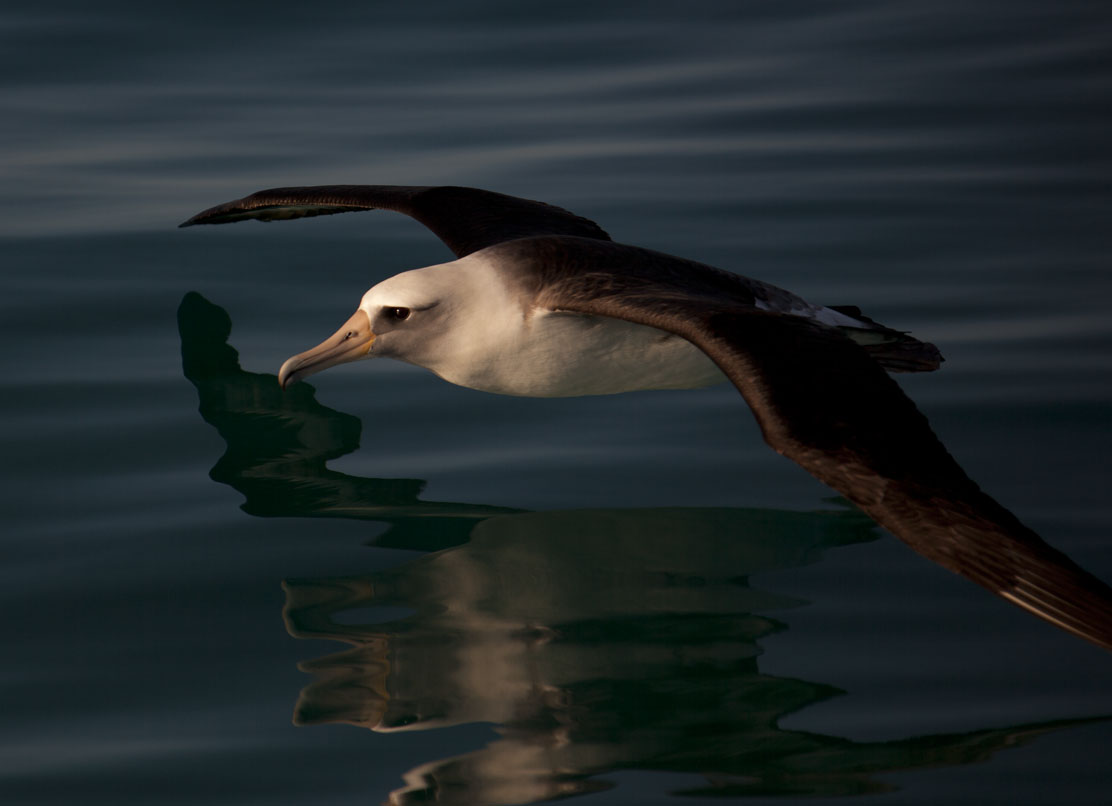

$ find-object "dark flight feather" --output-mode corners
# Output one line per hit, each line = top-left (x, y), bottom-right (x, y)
(503, 235), (1112, 650)
(179, 184), (611, 258)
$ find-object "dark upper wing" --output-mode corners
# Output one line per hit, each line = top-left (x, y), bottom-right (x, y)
(509, 236), (1112, 650)
(179, 185), (611, 258)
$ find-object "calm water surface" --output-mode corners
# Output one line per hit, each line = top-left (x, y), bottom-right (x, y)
(3, 2), (1111, 804)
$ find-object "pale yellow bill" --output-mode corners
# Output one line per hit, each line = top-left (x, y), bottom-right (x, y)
(278, 309), (374, 389)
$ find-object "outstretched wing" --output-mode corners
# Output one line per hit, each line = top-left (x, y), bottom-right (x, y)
(179, 185), (611, 258)
(512, 236), (1112, 650)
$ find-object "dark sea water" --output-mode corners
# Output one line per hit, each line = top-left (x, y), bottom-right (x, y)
(3, 2), (1111, 804)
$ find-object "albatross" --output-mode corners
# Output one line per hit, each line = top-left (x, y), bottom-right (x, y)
(181, 184), (1112, 651)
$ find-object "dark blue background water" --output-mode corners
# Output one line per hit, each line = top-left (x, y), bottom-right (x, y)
(3, 2), (1111, 803)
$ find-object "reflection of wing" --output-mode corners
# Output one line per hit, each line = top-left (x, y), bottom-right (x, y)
(178, 185), (611, 257)
(504, 236), (1112, 650)
(177, 291), (516, 550)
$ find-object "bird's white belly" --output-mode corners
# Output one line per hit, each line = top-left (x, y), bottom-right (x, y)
(429, 310), (726, 398)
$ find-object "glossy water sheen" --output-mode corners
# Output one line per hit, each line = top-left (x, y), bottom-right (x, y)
(3, 2), (1111, 804)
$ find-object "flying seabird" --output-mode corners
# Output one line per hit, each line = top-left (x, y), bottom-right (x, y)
(181, 185), (1112, 651)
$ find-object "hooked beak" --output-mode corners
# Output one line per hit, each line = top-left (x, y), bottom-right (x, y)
(278, 309), (375, 389)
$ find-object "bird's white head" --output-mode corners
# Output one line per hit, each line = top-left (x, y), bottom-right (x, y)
(277, 258), (494, 389)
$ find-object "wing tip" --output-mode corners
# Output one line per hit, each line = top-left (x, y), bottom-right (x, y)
(179, 200), (371, 229)
(178, 202), (244, 228)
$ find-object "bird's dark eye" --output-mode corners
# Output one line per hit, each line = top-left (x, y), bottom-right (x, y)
(387, 307), (411, 321)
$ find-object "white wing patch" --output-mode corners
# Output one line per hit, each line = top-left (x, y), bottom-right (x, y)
(753, 298), (865, 329)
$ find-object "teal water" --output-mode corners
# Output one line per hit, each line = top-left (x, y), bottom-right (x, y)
(3, 2), (1111, 804)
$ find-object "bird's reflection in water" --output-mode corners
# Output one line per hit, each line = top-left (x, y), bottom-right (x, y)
(179, 292), (1102, 804)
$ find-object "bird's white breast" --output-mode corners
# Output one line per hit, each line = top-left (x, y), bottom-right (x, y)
(409, 258), (726, 398)
(455, 309), (727, 397)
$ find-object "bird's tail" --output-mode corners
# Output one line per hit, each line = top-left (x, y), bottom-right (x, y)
(828, 305), (944, 374)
